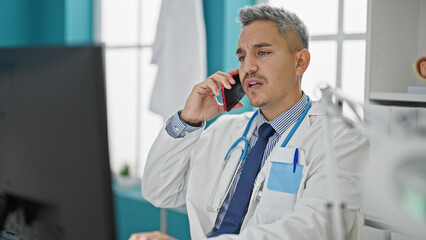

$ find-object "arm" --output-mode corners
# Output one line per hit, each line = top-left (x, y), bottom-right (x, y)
(142, 69), (243, 208)
(142, 117), (204, 208)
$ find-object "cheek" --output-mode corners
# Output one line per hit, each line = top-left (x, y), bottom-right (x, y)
(270, 64), (293, 80)
(270, 56), (294, 72)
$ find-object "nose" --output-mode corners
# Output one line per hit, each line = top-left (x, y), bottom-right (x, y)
(242, 54), (258, 77)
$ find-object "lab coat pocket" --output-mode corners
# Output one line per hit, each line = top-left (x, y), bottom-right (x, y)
(257, 148), (305, 224)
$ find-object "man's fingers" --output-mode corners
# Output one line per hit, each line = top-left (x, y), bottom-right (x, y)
(209, 73), (231, 90)
(203, 70), (238, 94)
(227, 68), (239, 84)
(196, 85), (215, 95)
(215, 71), (234, 87)
(205, 78), (220, 96)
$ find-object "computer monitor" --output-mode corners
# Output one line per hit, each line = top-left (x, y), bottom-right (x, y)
(0, 45), (116, 240)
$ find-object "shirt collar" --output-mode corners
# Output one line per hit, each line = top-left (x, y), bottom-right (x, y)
(255, 93), (309, 137)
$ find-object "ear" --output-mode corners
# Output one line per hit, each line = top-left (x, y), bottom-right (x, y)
(295, 49), (310, 77)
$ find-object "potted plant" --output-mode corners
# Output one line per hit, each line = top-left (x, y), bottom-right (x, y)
(116, 163), (140, 189)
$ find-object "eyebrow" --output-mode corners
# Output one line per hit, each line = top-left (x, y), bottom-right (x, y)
(236, 42), (273, 55)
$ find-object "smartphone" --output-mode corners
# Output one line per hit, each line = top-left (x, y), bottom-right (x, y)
(221, 74), (245, 112)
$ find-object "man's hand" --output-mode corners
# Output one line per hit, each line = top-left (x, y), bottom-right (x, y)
(180, 68), (244, 125)
(128, 231), (176, 240)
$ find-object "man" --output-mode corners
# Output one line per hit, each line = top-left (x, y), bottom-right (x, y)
(131, 4), (369, 240)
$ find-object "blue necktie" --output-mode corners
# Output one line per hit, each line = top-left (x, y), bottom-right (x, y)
(210, 123), (276, 237)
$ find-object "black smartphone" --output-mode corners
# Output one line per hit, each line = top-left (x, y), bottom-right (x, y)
(221, 74), (245, 112)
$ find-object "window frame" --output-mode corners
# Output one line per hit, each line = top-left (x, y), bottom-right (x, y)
(93, 0), (161, 176)
(261, 0), (367, 91)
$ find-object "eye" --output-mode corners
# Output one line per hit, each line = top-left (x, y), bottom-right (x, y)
(238, 56), (245, 61)
(258, 51), (269, 56)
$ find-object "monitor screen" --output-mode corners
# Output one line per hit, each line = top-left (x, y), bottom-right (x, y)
(0, 45), (115, 240)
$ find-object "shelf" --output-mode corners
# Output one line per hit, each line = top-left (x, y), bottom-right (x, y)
(365, 0), (426, 103)
(369, 92), (426, 102)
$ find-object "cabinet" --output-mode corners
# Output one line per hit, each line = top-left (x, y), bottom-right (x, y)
(365, 0), (426, 105)
(363, 0), (426, 239)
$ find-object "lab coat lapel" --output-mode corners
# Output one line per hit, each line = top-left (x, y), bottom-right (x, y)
(262, 101), (322, 167)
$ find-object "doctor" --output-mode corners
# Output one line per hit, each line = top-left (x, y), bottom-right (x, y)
(133, 4), (369, 240)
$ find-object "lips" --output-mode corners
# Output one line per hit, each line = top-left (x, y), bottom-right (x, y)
(245, 79), (263, 90)
(249, 81), (262, 87)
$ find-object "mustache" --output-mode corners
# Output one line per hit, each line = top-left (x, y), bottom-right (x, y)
(243, 73), (267, 82)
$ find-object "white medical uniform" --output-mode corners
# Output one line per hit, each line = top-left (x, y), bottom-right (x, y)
(142, 101), (369, 239)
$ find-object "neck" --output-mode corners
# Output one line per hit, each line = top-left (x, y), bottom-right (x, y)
(260, 90), (303, 121)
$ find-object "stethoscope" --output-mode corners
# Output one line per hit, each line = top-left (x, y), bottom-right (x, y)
(207, 96), (312, 213)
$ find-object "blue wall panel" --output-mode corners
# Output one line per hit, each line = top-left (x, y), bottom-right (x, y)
(0, 1), (37, 46)
(113, 185), (161, 240)
(31, 0), (65, 44)
(166, 209), (191, 240)
(65, 0), (93, 44)
(0, 0), (92, 47)
(203, 0), (225, 76)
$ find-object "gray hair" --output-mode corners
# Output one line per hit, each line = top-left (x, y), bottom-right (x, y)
(239, 4), (309, 52)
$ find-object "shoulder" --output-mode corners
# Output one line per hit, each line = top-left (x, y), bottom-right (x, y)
(300, 101), (366, 145)
(303, 101), (368, 144)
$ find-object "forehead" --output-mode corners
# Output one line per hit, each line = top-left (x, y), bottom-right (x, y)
(237, 20), (286, 49)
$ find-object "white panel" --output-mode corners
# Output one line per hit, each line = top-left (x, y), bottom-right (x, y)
(362, 103), (391, 173)
(362, 104), (391, 220)
(418, 107), (426, 138)
(302, 41), (337, 101)
(363, 103), (391, 140)
(138, 49), (163, 177)
(343, 0), (367, 34)
(105, 49), (138, 173)
(417, 0), (426, 57)
(342, 40), (366, 103)
(361, 225), (390, 240)
(140, 0), (163, 45)
(101, 0), (138, 45)
(415, 1), (426, 87)
(391, 232), (422, 240)
(369, 92), (426, 103)
(390, 106), (418, 139)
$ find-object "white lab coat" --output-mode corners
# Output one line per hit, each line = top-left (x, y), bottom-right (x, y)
(149, 0), (206, 119)
(142, 101), (369, 239)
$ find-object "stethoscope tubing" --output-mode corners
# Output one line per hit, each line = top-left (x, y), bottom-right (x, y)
(223, 110), (259, 162)
(224, 96), (312, 163)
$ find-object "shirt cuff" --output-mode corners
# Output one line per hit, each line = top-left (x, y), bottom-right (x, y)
(165, 111), (204, 138)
